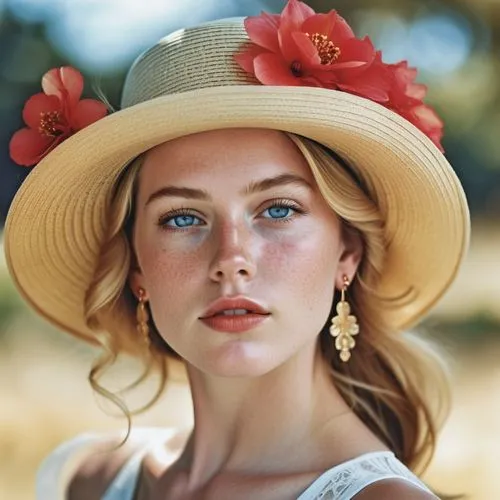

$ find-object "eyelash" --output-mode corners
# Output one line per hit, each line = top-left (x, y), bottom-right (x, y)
(157, 199), (306, 231)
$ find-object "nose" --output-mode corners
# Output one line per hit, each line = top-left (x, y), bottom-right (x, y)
(208, 219), (257, 287)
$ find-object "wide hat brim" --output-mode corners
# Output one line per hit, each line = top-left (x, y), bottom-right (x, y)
(4, 21), (470, 344)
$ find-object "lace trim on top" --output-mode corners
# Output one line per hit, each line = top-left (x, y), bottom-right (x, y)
(297, 451), (437, 499)
(100, 448), (435, 500)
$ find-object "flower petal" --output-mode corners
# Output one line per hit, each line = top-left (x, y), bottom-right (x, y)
(411, 105), (444, 151)
(328, 13), (356, 44)
(300, 74), (328, 88)
(302, 11), (354, 44)
(429, 134), (444, 152)
(9, 128), (56, 167)
(292, 32), (321, 65)
(234, 45), (268, 74)
(337, 53), (391, 102)
(42, 66), (84, 108)
(406, 82), (427, 100)
(387, 61), (427, 109)
(41, 68), (64, 98)
(302, 12), (334, 37)
(279, 0), (315, 62)
(71, 99), (108, 130)
(282, 0), (315, 26)
(391, 61), (418, 86)
(60, 66), (84, 104)
(253, 52), (302, 86)
(22, 93), (62, 130)
(338, 83), (389, 102)
(326, 60), (367, 70)
(278, 25), (304, 63)
(308, 69), (339, 86)
(244, 12), (280, 52)
(413, 104), (443, 129)
(338, 36), (375, 66)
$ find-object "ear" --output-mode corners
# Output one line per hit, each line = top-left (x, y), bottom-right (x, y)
(335, 224), (364, 289)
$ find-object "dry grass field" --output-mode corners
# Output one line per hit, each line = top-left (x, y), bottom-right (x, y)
(1, 221), (499, 499)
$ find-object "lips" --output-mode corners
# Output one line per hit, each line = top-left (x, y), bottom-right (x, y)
(199, 313), (270, 334)
(200, 296), (270, 319)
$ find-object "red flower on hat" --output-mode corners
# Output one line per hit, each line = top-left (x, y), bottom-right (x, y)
(386, 61), (444, 151)
(10, 66), (108, 167)
(234, 0), (388, 101)
(235, 0), (444, 151)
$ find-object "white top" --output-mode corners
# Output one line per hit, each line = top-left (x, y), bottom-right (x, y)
(36, 428), (437, 499)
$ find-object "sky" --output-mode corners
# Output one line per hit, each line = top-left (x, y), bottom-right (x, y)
(4, 0), (269, 71)
(2, 0), (474, 75)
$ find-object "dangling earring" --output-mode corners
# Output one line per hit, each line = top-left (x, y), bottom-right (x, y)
(329, 275), (359, 362)
(136, 288), (150, 348)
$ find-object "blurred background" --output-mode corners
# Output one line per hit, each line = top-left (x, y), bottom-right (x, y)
(0, 0), (499, 498)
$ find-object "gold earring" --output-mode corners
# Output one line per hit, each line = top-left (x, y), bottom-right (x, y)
(329, 275), (359, 362)
(136, 288), (150, 347)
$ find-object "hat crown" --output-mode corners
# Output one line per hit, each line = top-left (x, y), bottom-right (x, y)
(121, 18), (257, 108)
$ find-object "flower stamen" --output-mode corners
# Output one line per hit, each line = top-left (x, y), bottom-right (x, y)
(39, 111), (64, 137)
(306, 33), (341, 65)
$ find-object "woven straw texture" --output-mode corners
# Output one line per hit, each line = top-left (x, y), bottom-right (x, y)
(4, 19), (470, 343)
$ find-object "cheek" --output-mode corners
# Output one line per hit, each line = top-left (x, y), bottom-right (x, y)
(137, 236), (205, 304)
(261, 224), (340, 314)
(138, 245), (205, 346)
(263, 223), (340, 282)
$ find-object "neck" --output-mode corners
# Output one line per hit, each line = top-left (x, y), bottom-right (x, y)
(177, 339), (355, 488)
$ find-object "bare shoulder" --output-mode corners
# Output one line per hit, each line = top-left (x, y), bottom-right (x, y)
(353, 478), (438, 499)
(67, 428), (187, 500)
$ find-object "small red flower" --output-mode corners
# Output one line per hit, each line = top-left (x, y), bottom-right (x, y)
(10, 66), (108, 167)
(386, 61), (444, 151)
(234, 0), (377, 91)
(235, 0), (444, 151)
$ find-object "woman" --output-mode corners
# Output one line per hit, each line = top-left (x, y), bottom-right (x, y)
(5, 1), (469, 498)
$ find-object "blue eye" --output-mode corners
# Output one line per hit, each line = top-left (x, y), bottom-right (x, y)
(159, 211), (203, 229)
(158, 201), (304, 231)
(263, 205), (295, 219)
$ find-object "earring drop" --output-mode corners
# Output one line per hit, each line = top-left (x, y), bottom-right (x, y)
(329, 275), (359, 362)
(136, 288), (150, 347)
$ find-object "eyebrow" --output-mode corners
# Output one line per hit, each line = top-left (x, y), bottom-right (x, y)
(145, 173), (313, 206)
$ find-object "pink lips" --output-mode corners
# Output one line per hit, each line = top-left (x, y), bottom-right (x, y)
(199, 296), (271, 333)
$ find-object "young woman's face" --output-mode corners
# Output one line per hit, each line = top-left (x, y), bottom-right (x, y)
(131, 129), (361, 376)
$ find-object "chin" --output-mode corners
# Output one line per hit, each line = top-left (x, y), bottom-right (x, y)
(194, 341), (282, 378)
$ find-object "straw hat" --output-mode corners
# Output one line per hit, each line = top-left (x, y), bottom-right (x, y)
(4, 13), (470, 344)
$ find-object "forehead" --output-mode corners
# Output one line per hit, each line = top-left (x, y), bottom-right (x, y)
(137, 128), (316, 190)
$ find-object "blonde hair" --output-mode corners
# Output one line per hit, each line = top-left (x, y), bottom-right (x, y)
(84, 132), (451, 473)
